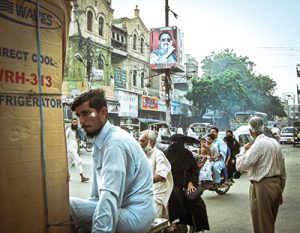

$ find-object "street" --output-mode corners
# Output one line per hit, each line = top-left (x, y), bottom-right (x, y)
(69, 144), (300, 233)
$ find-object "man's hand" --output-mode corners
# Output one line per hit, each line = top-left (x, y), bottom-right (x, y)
(187, 182), (196, 193)
(244, 142), (253, 150)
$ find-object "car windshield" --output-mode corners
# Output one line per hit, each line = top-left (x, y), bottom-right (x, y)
(282, 128), (294, 133)
(159, 127), (170, 136)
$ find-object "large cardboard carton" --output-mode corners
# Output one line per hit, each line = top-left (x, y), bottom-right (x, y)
(0, 1), (72, 232)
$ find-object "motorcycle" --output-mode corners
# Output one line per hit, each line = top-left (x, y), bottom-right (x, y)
(199, 178), (232, 195)
(79, 137), (93, 152)
(77, 128), (93, 152)
(194, 154), (232, 195)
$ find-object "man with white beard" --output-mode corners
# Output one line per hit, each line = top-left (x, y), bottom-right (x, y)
(139, 130), (173, 218)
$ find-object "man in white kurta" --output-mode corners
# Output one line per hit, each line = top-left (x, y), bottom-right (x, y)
(66, 118), (89, 182)
(139, 130), (173, 218)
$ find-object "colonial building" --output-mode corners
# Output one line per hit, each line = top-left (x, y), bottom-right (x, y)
(64, 0), (113, 93)
(111, 6), (166, 123)
(63, 1), (195, 130)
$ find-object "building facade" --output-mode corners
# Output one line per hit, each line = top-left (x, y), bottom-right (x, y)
(63, 1), (195, 130)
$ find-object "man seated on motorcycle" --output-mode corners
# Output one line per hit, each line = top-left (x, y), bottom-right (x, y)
(209, 127), (227, 187)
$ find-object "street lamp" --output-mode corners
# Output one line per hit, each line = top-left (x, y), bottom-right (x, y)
(74, 53), (85, 64)
(287, 94), (296, 125)
(74, 49), (93, 90)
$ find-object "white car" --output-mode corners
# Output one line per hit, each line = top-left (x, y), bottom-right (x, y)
(233, 125), (253, 146)
(279, 127), (295, 144)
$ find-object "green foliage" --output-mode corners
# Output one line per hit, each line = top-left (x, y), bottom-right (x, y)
(185, 49), (286, 119)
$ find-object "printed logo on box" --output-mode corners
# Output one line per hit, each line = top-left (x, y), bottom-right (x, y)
(0, 0), (62, 29)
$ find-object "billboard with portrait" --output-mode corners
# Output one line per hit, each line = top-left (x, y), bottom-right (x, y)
(150, 26), (184, 72)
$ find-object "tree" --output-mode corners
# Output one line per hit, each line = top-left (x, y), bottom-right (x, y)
(185, 49), (286, 119)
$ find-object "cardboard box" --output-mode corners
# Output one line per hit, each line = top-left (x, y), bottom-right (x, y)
(0, 1), (72, 232)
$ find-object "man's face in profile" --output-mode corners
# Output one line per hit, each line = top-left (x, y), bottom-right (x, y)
(159, 33), (172, 51)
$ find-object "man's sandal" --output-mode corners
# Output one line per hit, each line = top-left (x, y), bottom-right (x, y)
(81, 177), (89, 183)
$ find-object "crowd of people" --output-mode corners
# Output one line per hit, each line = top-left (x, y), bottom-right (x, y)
(67, 88), (286, 233)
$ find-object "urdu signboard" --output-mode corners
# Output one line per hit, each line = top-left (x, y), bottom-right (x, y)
(114, 68), (127, 89)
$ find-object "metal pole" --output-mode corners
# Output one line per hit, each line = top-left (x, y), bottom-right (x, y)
(164, 0), (172, 125)
(288, 94), (296, 125)
(165, 0), (169, 27)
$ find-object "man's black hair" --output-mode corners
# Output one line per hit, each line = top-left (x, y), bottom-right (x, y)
(71, 89), (107, 112)
(226, 129), (233, 135)
(210, 126), (219, 133)
(159, 31), (172, 41)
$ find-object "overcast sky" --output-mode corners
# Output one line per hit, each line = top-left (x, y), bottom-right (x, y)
(112, 0), (300, 101)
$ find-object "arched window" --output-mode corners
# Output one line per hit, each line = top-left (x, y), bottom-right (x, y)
(87, 11), (93, 32)
(98, 56), (104, 70)
(98, 17), (104, 36)
(133, 34), (137, 50)
(133, 70), (137, 86)
(140, 38), (144, 53)
(141, 72), (144, 88)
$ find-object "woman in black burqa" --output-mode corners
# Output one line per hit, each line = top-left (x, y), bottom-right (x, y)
(165, 134), (210, 232)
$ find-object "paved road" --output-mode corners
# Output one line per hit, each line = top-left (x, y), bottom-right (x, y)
(69, 144), (300, 233)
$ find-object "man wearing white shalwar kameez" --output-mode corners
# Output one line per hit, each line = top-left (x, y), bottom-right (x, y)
(66, 118), (89, 182)
(139, 130), (173, 218)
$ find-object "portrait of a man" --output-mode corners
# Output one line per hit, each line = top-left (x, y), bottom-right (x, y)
(150, 31), (177, 65)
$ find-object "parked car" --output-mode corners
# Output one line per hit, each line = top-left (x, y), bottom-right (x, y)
(279, 127), (296, 144)
(233, 125), (253, 147)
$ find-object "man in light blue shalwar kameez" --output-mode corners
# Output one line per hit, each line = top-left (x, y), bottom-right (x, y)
(210, 127), (227, 184)
(70, 89), (156, 233)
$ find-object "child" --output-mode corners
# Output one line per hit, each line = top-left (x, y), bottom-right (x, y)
(194, 138), (209, 170)
(197, 137), (214, 184)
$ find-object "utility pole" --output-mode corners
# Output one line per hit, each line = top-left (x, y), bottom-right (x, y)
(86, 37), (93, 90)
(287, 94), (296, 125)
(164, 0), (172, 125)
(165, 0), (169, 27)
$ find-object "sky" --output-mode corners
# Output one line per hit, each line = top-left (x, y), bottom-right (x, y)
(111, 0), (300, 102)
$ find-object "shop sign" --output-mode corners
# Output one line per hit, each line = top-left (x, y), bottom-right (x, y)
(116, 90), (138, 117)
(142, 95), (158, 111)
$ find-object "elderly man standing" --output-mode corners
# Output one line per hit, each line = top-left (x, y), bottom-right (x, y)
(236, 116), (286, 233)
(139, 130), (173, 219)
